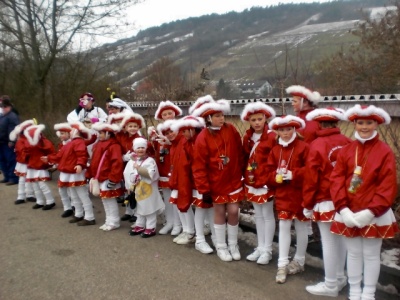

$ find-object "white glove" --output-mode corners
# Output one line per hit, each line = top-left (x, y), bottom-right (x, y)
(282, 170), (293, 180)
(340, 207), (360, 228)
(156, 135), (171, 145)
(354, 209), (375, 228)
(147, 126), (157, 141)
(303, 208), (313, 219)
(122, 151), (132, 162)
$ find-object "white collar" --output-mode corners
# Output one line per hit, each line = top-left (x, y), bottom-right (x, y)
(278, 131), (297, 147)
(354, 130), (377, 144)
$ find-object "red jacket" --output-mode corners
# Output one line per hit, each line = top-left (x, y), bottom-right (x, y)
(88, 137), (123, 183)
(169, 134), (192, 212)
(266, 138), (309, 213)
(47, 138), (89, 174)
(14, 135), (30, 164)
(192, 123), (244, 197)
(242, 125), (276, 188)
(116, 131), (140, 154)
(26, 136), (55, 170)
(330, 134), (397, 217)
(302, 128), (352, 209)
(151, 140), (171, 178)
(297, 109), (319, 144)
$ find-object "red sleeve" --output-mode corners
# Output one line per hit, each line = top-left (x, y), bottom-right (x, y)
(74, 140), (89, 167)
(291, 143), (309, 188)
(108, 144), (123, 183)
(330, 149), (349, 212)
(302, 146), (322, 209)
(192, 131), (210, 194)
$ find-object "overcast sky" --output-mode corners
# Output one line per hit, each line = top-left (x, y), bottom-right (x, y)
(128, 0), (332, 33)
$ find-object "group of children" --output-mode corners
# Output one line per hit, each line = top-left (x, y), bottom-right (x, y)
(7, 87), (399, 300)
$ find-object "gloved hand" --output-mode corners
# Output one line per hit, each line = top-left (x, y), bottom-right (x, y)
(282, 170), (293, 180)
(90, 117), (99, 123)
(156, 135), (170, 145)
(202, 192), (213, 204)
(147, 126), (157, 141)
(354, 209), (375, 228)
(303, 208), (313, 219)
(122, 151), (132, 162)
(340, 207), (360, 228)
(107, 180), (116, 189)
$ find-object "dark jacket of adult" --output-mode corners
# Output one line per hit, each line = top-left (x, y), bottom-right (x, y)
(0, 110), (19, 144)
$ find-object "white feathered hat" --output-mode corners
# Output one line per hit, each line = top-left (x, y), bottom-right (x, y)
(286, 85), (322, 104)
(170, 116), (205, 132)
(92, 123), (121, 133)
(191, 99), (230, 118)
(268, 115), (305, 130)
(189, 95), (214, 115)
(154, 100), (182, 121)
(306, 107), (345, 122)
(54, 122), (72, 138)
(24, 124), (45, 146)
(119, 112), (145, 129)
(240, 102), (276, 121)
(345, 104), (391, 125)
(157, 119), (177, 134)
(9, 119), (36, 142)
(69, 121), (92, 140)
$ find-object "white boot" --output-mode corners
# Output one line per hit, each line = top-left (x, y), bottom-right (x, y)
(227, 223), (240, 261)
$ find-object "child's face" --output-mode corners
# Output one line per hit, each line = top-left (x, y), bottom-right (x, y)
(125, 122), (139, 136)
(98, 131), (107, 141)
(210, 112), (224, 127)
(182, 128), (192, 140)
(277, 127), (295, 142)
(134, 147), (146, 157)
(161, 109), (175, 121)
(354, 119), (378, 139)
(249, 113), (266, 133)
(164, 129), (177, 141)
(59, 131), (70, 142)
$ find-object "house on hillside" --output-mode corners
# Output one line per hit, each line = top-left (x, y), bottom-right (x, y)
(236, 80), (273, 99)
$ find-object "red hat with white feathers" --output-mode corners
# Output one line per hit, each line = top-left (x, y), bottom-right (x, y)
(268, 115), (305, 130)
(240, 102), (276, 121)
(9, 119), (36, 142)
(306, 107), (345, 122)
(119, 112), (145, 129)
(170, 115), (205, 132)
(24, 124), (45, 146)
(69, 121), (92, 140)
(191, 99), (230, 118)
(345, 104), (391, 125)
(154, 100), (182, 120)
(286, 85), (321, 104)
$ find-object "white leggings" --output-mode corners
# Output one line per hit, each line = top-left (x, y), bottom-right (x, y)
(17, 176), (34, 200)
(59, 187), (72, 211)
(136, 213), (157, 229)
(68, 186), (94, 221)
(178, 208), (195, 235)
(278, 219), (308, 268)
(345, 237), (382, 300)
(102, 198), (120, 227)
(32, 181), (54, 205)
(318, 222), (346, 288)
(161, 188), (180, 226)
(194, 207), (215, 243)
(253, 201), (275, 254)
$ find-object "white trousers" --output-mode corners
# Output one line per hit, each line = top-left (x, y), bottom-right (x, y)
(253, 201), (275, 255)
(318, 222), (347, 288)
(68, 185), (94, 221)
(178, 207), (195, 235)
(102, 198), (120, 227)
(194, 207), (215, 243)
(17, 176), (34, 200)
(33, 181), (54, 205)
(136, 213), (157, 229)
(59, 187), (72, 211)
(278, 219), (308, 268)
(345, 237), (382, 300)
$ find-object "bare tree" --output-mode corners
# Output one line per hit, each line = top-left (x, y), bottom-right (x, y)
(0, 0), (141, 115)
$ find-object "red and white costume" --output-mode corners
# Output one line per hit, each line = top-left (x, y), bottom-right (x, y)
(330, 105), (399, 300)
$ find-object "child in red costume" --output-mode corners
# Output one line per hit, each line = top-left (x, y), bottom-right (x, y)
(149, 100), (183, 236)
(266, 115), (310, 284)
(330, 105), (399, 300)
(241, 102), (277, 265)
(192, 97), (245, 262)
(302, 108), (351, 297)
(24, 125), (56, 210)
(171, 115), (216, 254)
(89, 123), (124, 231)
(9, 119), (36, 205)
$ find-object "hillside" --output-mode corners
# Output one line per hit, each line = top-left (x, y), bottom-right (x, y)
(94, 0), (392, 93)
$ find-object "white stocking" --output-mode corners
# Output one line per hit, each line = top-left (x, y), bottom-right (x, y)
(17, 176), (26, 199)
(278, 219), (292, 268)
(32, 182), (44, 205)
(227, 223), (238, 246)
(103, 198), (119, 227)
(172, 204), (181, 227)
(293, 219), (308, 266)
(253, 203), (266, 249)
(161, 188), (173, 225)
(195, 207), (207, 243)
(68, 187), (83, 218)
(75, 185), (94, 221)
(38, 181), (54, 204)
(25, 179), (34, 198)
(214, 223), (227, 248)
(59, 187), (72, 211)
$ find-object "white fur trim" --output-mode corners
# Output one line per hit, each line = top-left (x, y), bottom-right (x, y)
(147, 126), (156, 136)
(306, 107), (345, 121)
(91, 122), (120, 133)
(24, 124), (45, 146)
(240, 102), (276, 121)
(268, 115), (305, 130)
(108, 98), (134, 113)
(157, 119), (176, 134)
(154, 100), (182, 120)
(170, 116), (205, 132)
(119, 112), (145, 129)
(345, 104), (391, 124)
(69, 121), (92, 139)
(286, 85), (321, 104)
(189, 95), (214, 115)
(9, 120), (35, 141)
(192, 99), (230, 118)
(107, 111), (129, 124)
(54, 122), (72, 131)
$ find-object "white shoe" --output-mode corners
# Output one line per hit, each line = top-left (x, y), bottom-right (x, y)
(99, 224), (107, 230)
(246, 248), (261, 261)
(195, 241), (213, 254)
(276, 267), (287, 284)
(256, 251), (271, 265)
(176, 233), (196, 245)
(171, 225), (182, 236)
(103, 224), (120, 231)
(337, 276), (347, 291)
(173, 232), (186, 243)
(159, 223), (173, 235)
(217, 247), (232, 262)
(203, 223), (211, 236)
(306, 282), (338, 297)
(228, 244), (241, 261)
(287, 260), (304, 274)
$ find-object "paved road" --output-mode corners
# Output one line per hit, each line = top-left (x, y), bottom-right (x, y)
(0, 181), (394, 300)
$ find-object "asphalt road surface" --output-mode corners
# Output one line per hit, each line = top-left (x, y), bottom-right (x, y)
(0, 181), (395, 300)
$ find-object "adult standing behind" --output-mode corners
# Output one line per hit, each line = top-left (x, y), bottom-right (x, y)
(286, 85), (322, 144)
(0, 97), (20, 185)
(67, 92), (108, 124)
